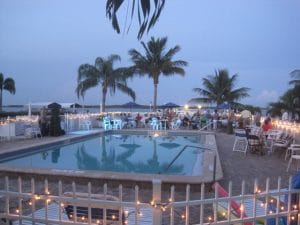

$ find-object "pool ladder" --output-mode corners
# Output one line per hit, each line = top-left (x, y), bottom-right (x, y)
(161, 145), (217, 183)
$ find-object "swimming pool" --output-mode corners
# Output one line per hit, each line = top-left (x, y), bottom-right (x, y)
(0, 131), (222, 183)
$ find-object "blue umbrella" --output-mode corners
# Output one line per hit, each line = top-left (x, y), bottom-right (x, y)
(122, 101), (141, 107)
(122, 101), (141, 112)
(162, 102), (180, 108)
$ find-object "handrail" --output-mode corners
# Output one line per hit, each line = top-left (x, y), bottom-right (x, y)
(199, 121), (213, 131)
(160, 145), (215, 176)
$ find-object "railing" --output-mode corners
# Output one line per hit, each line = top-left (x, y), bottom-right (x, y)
(0, 175), (299, 225)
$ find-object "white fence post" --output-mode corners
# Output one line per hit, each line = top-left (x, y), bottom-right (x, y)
(152, 179), (162, 225)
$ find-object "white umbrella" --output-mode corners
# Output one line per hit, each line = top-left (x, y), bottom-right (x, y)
(241, 110), (251, 118)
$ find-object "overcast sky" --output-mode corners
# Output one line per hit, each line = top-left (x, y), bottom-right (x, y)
(1, 0), (300, 107)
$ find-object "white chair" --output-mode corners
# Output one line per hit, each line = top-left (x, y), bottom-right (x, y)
(112, 119), (122, 130)
(150, 117), (161, 130)
(171, 119), (181, 129)
(287, 146), (300, 171)
(286, 144), (300, 160)
(103, 117), (112, 130)
(232, 129), (248, 154)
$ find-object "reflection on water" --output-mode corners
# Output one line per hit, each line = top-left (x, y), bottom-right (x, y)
(2, 134), (204, 176)
(74, 137), (184, 174)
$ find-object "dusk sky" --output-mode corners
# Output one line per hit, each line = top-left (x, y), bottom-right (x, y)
(1, 0), (300, 107)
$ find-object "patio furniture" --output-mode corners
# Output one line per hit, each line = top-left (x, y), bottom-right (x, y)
(287, 146), (300, 172)
(103, 117), (112, 130)
(150, 117), (161, 130)
(232, 129), (248, 154)
(112, 119), (122, 130)
(247, 134), (264, 155)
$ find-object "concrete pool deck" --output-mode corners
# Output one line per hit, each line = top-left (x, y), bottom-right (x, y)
(0, 128), (296, 192)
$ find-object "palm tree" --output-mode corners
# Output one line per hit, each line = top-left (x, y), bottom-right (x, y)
(129, 36), (188, 111)
(75, 54), (135, 112)
(289, 69), (300, 86)
(268, 72), (300, 117)
(191, 69), (250, 105)
(0, 73), (16, 112)
(106, 0), (165, 39)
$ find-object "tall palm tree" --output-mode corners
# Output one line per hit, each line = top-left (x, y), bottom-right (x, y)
(75, 54), (135, 112)
(191, 69), (250, 105)
(129, 36), (188, 111)
(106, 0), (165, 39)
(0, 73), (16, 112)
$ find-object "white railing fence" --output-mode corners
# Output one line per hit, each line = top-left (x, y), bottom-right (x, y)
(0, 175), (299, 225)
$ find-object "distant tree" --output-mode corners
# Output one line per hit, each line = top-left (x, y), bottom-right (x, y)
(268, 72), (300, 118)
(75, 54), (135, 112)
(129, 36), (187, 111)
(0, 73), (16, 112)
(106, 0), (165, 39)
(289, 69), (300, 86)
(191, 69), (250, 105)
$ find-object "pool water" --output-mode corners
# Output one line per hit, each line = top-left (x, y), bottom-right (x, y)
(1, 134), (206, 176)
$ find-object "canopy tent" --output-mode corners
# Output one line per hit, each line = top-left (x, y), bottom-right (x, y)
(25, 102), (81, 109)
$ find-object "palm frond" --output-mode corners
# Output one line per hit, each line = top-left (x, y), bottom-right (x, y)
(115, 83), (136, 101)
(3, 78), (16, 94)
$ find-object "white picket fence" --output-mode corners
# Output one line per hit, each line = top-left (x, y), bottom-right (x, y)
(0, 175), (299, 225)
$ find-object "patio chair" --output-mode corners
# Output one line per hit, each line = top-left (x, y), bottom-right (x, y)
(150, 117), (161, 130)
(247, 134), (264, 155)
(171, 118), (181, 129)
(112, 119), (122, 130)
(271, 133), (294, 155)
(63, 192), (125, 225)
(232, 129), (248, 154)
(103, 117), (112, 130)
(287, 147), (300, 172)
(285, 144), (300, 160)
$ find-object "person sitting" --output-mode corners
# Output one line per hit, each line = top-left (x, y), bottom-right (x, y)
(262, 117), (273, 132)
(135, 113), (142, 128)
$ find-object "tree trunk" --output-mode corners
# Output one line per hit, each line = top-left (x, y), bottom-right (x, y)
(102, 88), (107, 113)
(0, 89), (2, 112)
(153, 83), (158, 112)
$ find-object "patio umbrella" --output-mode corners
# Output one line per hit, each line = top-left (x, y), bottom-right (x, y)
(240, 110), (252, 118)
(162, 102), (180, 108)
(122, 101), (141, 112)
